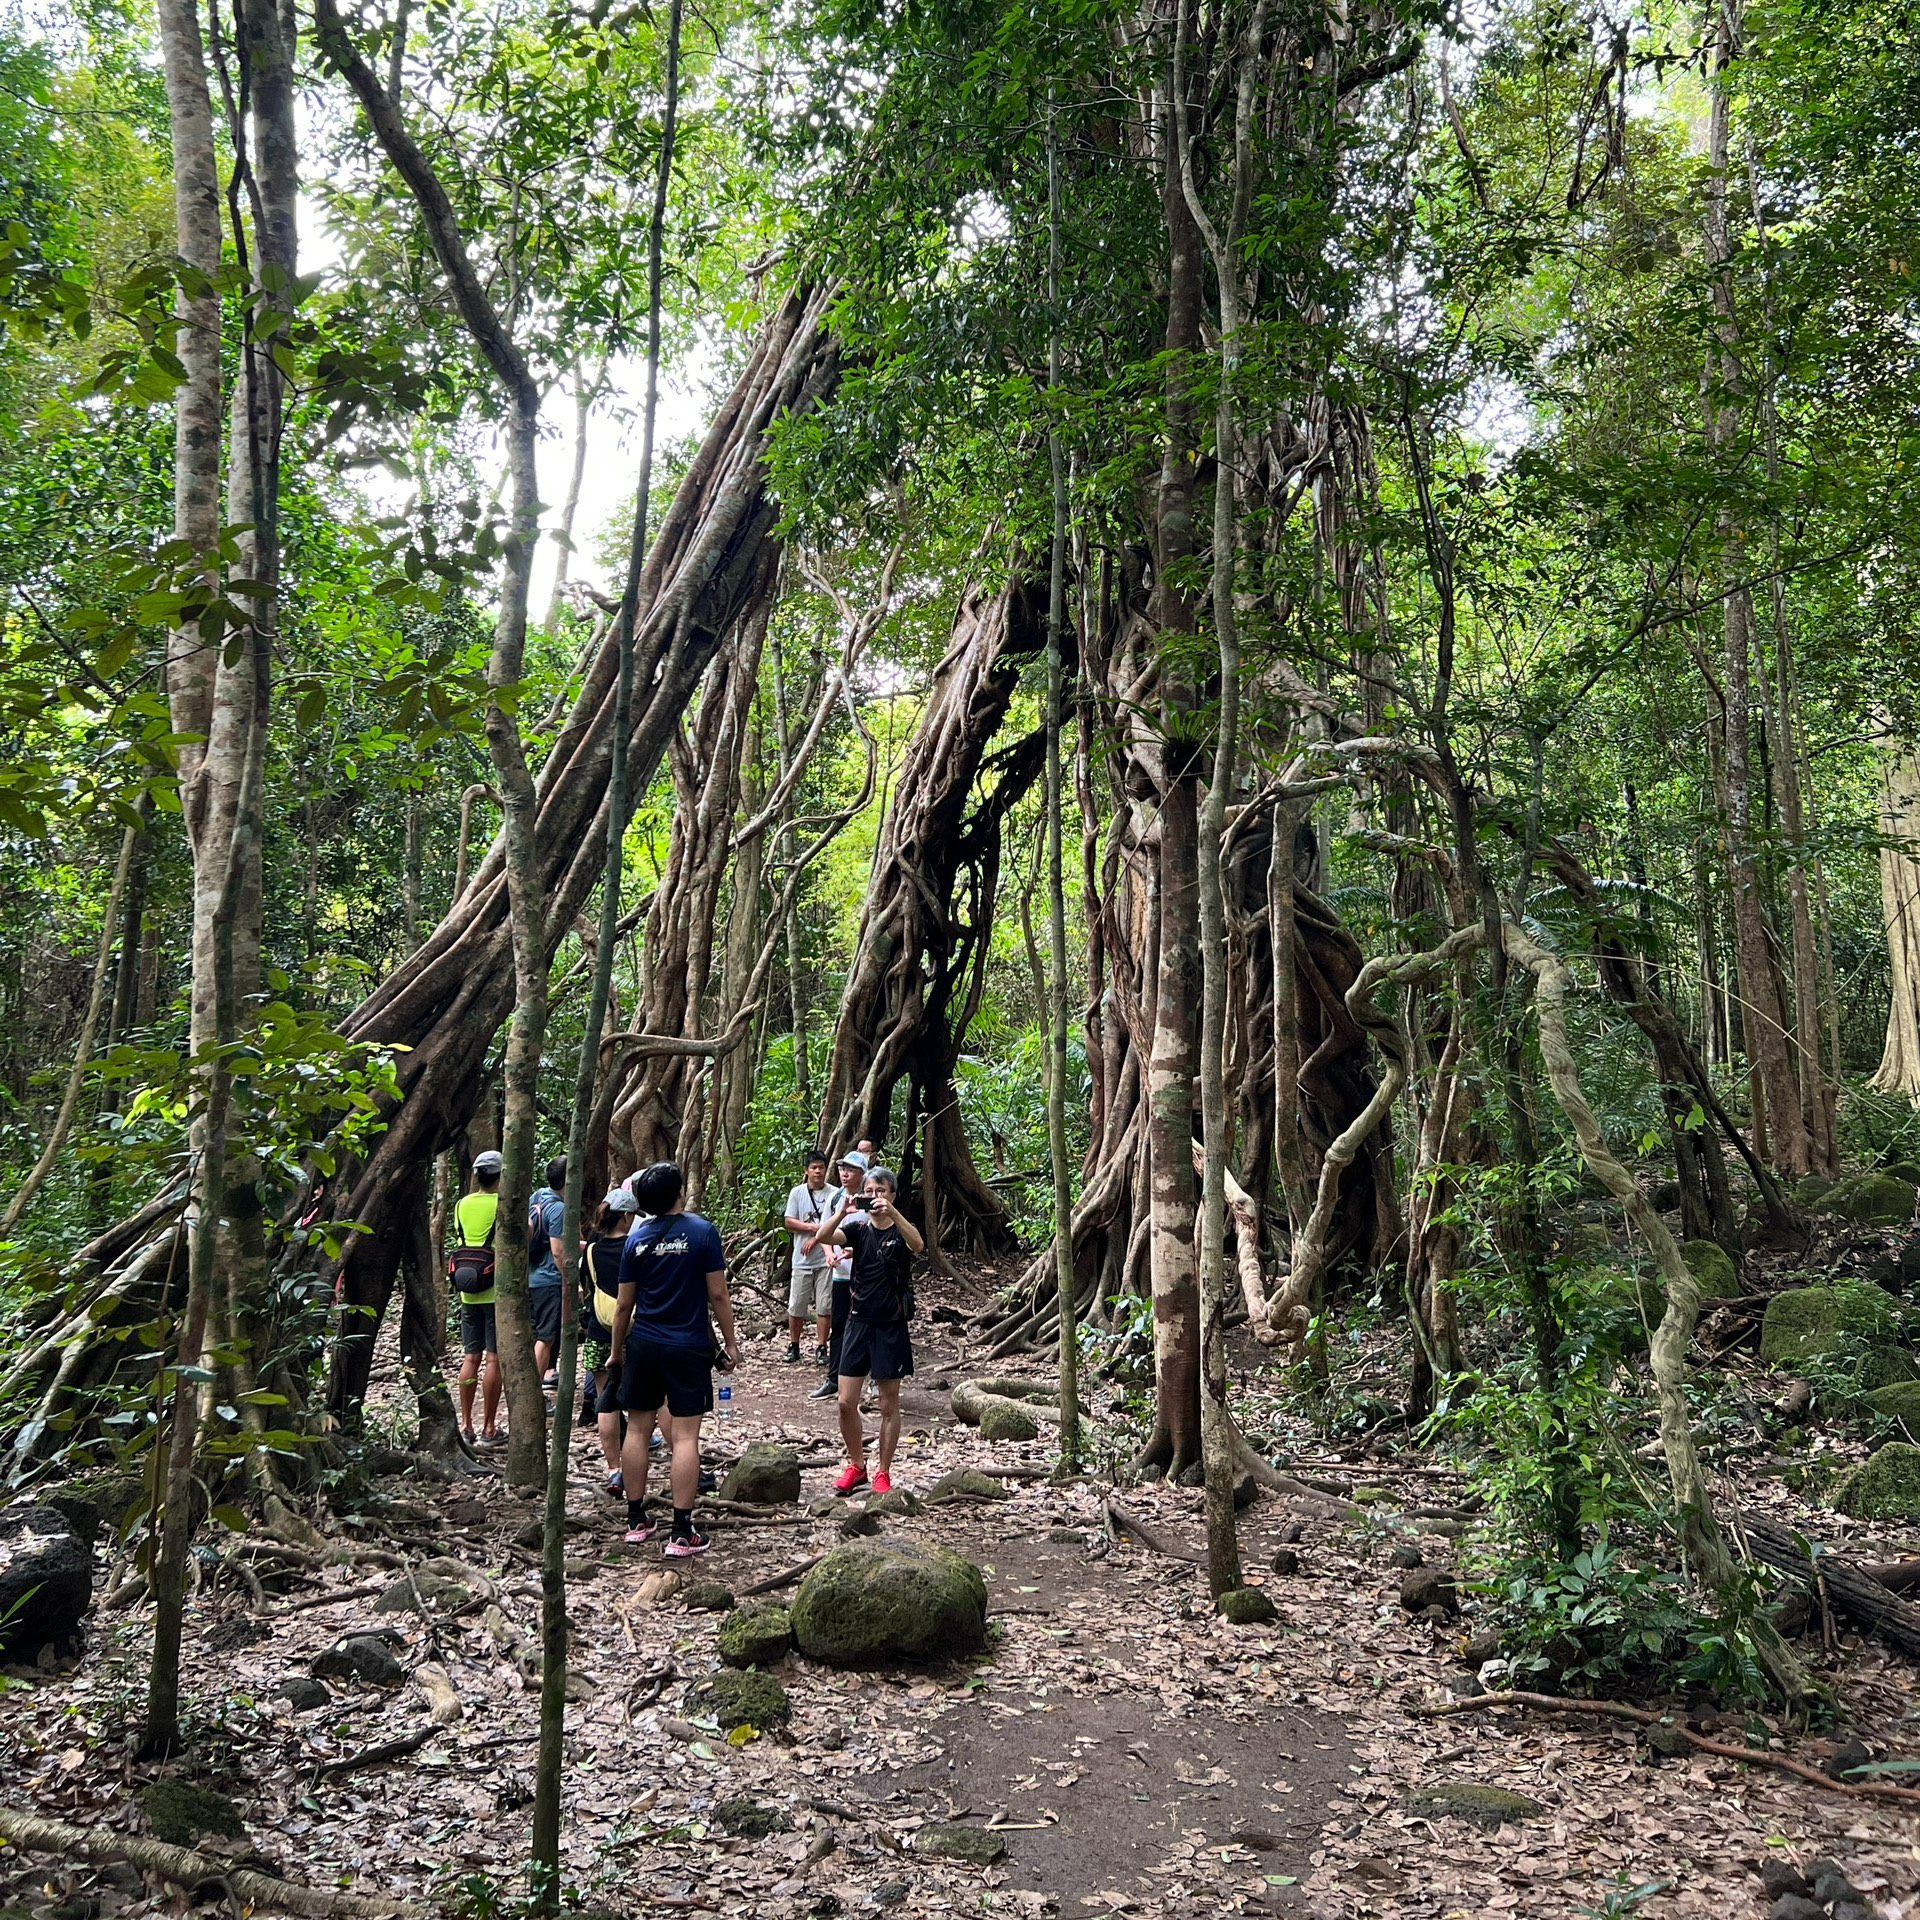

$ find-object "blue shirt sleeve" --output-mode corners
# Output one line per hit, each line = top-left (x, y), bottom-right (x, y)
(700, 1218), (727, 1272)
(542, 1195), (566, 1242)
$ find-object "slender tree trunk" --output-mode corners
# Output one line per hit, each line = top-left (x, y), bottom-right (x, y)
(546, 360), (599, 628)
(770, 618), (810, 1108)
(1702, 0), (1807, 1176)
(1873, 745), (1920, 1103)
(1138, 65), (1205, 1480)
(1177, 0), (1261, 1595)
(315, 0), (552, 1490)
(1042, 97), (1082, 1478)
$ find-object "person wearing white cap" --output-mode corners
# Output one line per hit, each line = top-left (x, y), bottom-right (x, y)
(581, 1185), (639, 1492)
(808, 1147), (870, 1400)
(449, 1150), (505, 1448)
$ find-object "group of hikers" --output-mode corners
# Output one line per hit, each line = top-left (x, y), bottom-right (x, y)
(442, 1142), (921, 1558)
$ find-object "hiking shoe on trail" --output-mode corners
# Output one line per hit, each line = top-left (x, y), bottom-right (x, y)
(808, 1379), (836, 1400)
(664, 1529), (710, 1558)
(834, 1464), (869, 1495)
(624, 1516), (657, 1544)
(605, 1470), (624, 1495)
(461, 1427), (478, 1448)
(478, 1430), (505, 1450)
(784, 1342), (801, 1363)
(871, 1471), (893, 1495)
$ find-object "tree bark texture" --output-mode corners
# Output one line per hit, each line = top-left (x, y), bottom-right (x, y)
(1872, 746), (1920, 1103)
(816, 579), (1048, 1253)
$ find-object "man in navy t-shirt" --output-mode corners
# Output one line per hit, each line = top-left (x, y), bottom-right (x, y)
(609, 1161), (737, 1557)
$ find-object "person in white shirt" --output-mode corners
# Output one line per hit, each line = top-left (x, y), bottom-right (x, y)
(783, 1151), (834, 1365)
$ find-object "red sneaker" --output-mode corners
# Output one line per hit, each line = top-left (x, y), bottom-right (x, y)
(834, 1463), (869, 1495)
(871, 1471), (893, 1495)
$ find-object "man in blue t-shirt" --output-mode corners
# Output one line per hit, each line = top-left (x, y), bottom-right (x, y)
(528, 1154), (568, 1387)
(609, 1160), (737, 1557)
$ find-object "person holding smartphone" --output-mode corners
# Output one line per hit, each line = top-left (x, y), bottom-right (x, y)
(609, 1161), (738, 1556)
(807, 1166), (921, 1495)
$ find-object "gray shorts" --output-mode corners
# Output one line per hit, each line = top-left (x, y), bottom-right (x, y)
(788, 1263), (831, 1318)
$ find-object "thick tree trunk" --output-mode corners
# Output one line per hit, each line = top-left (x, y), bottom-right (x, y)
(817, 580), (1046, 1252)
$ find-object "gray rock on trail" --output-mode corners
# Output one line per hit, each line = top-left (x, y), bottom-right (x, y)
(1389, 1545), (1424, 1569)
(373, 1558), (491, 1614)
(1768, 1898), (1823, 1920)
(312, 1633), (406, 1688)
(868, 1489), (921, 1516)
(839, 1509), (882, 1538)
(0, 1504), (93, 1660)
(1399, 1567), (1457, 1615)
(1756, 1860), (1811, 1899)
(926, 1469), (1010, 1504)
(791, 1540), (988, 1664)
(1403, 1781), (1543, 1828)
(977, 1399), (1040, 1443)
(139, 1781), (247, 1848)
(720, 1443), (802, 1505)
(682, 1580), (735, 1613)
(278, 1676), (332, 1711)
(718, 1603), (793, 1669)
(1268, 1547), (1300, 1577)
(913, 1824), (1007, 1866)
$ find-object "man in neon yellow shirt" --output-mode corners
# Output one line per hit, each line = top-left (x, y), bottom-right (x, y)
(451, 1151), (505, 1448)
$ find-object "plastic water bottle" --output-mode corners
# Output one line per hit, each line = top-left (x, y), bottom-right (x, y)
(717, 1382), (733, 1422)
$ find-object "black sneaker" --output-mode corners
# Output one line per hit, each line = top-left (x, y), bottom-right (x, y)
(808, 1378), (836, 1400)
(663, 1528), (710, 1559)
(784, 1342), (801, 1364)
(697, 1468), (717, 1494)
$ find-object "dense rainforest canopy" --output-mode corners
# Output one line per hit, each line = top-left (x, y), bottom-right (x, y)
(4, 0), (1920, 1906)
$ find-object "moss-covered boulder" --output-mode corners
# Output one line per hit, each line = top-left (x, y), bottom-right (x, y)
(1760, 1285), (1899, 1369)
(977, 1399), (1040, 1443)
(868, 1488), (921, 1516)
(1834, 1442), (1920, 1520)
(1819, 1175), (1919, 1228)
(718, 1603), (793, 1669)
(682, 1580), (735, 1613)
(1862, 1381), (1920, 1429)
(684, 1667), (790, 1730)
(791, 1540), (988, 1664)
(1216, 1587), (1279, 1626)
(1681, 1239), (1741, 1300)
(1860, 1346), (1920, 1391)
(1795, 1174), (1836, 1207)
(913, 1825), (1006, 1866)
(713, 1797), (790, 1838)
(926, 1469), (1010, 1503)
(140, 1781), (246, 1848)
(1402, 1781), (1543, 1828)
(720, 1443), (801, 1505)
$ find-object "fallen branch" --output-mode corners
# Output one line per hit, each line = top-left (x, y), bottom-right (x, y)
(0, 1806), (411, 1917)
(740, 1554), (824, 1597)
(314, 1723), (437, 1779)
(1230, 1434), (1361, 1521)
(1741, 1515), (1920, 1659)
(267, 1581), (392, 1617)
(1421, 1691), (1920, 1808)
(1103, 1496), (1205, 1565)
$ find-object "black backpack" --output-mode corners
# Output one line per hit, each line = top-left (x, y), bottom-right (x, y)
(448, 1242), (495, 1299)
(528, 1193), (552, 1272)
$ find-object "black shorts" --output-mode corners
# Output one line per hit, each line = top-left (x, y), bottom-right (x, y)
(839, 1315), (913, 1384)
(619, 1340), (713, 1419)
(528, 1285), (563, 1345)
(459, 1302), (497, 1356)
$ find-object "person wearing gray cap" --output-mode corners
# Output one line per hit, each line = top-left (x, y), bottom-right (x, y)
(449, 1150), (505, 1447)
